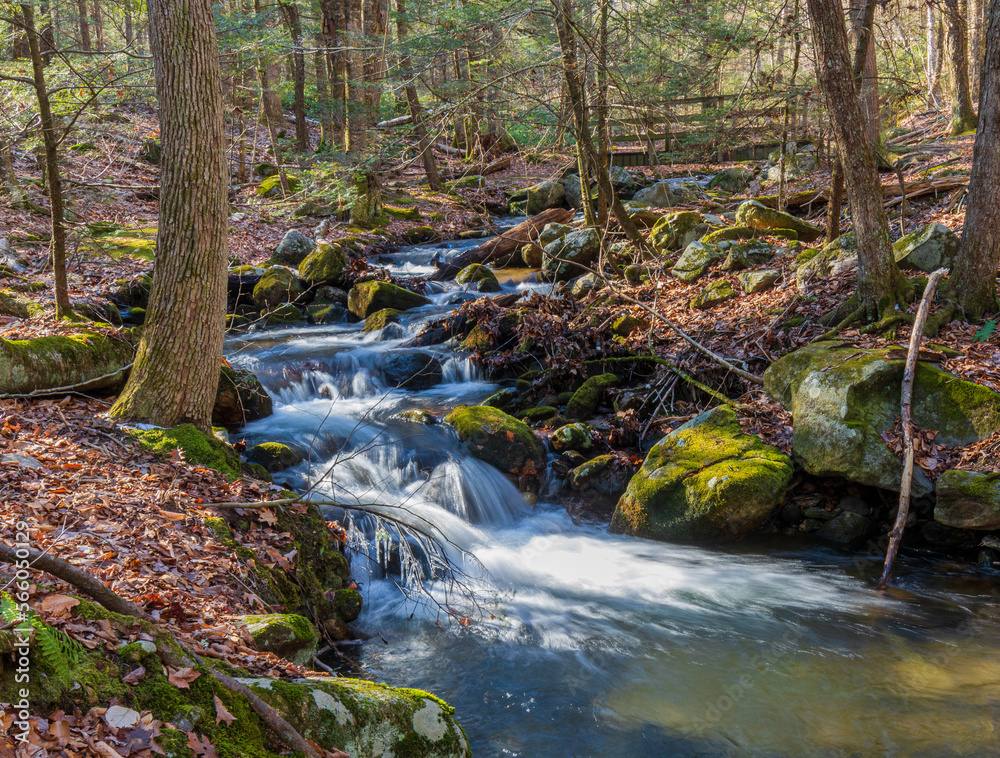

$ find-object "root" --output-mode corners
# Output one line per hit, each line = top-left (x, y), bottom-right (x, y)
(816, 306), (863, 341)
(859, 313), (913, 337)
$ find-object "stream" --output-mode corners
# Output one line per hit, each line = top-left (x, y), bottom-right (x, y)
(226, 228), (1000, 757)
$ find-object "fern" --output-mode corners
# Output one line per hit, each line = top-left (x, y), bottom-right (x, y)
(1, 592), (83, 682)
(974, 319), (998, 342)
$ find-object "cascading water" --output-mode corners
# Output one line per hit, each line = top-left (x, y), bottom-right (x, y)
(228, 230), (1000, 757)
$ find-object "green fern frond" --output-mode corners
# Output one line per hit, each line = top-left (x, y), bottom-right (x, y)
(1, 592), (83, 682)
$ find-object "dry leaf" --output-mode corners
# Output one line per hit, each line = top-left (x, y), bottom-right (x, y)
(258, 509), (278, 526)
(123, 666), (146, 685)
(186, 732), (220, 758)
(213, 695), (236, 726)
(104, 705), (140, 729)
(167, 667), (202, 689)
(37, 594), (80, 618)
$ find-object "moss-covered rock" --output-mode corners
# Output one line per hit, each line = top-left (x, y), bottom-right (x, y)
(720, 240), (775, 271)
(650, 210), (706, 252)
(307, 300), (350, 324)
(570, 454), (630, 510)
(445, 405), (545, 481)
(298, 241), (349, 284)
(610, 406), (793, 542)
(541, 227), (602, 282)
(700, 226), (758, 244)
(518, 406), (558, 423)
(935, 470), (1000, 529)
(738, 269), (781, 293)
(538, 222), (573, 248)
(246, 442), (303, 472)
(347, 281), (431, 318)
(364, 308), (404, 332)
(0, 332), (134, 395)
(483, 387), (518, 411)
(0, 288), (44, 318)
(795, 233), (859, 287)
(521, 243), (544, 267)
(265, 303), (305, 326)
(509, 179), (565, 215)
(257, 174), (301, 198)
(691, 280), (735, 309)
(239, 614), (319, 666)
(127, 423), (243, 479)
(456, 263), (499, 288)
(565, 373), (619, 420)
(735, 200), (822, 242)
(551, 422), (593, 452)
(214, 365), (274, 426)
(252, 266), (304, 310)
(707, 166), (754, 193)
(764, 341), (1000, 494)
(242, 677), (471, 758)
(392, 408), (438, 425)
(333, 588), (363, 622)
(892, 222), (960, 272)
(671, 241), (724, 283)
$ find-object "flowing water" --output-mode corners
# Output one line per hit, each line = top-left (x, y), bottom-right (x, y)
(227, 229), (1000, 758)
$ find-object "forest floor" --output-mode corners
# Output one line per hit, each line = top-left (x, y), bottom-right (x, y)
(3, 106), (1000, 756)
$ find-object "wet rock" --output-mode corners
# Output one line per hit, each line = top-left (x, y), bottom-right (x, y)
(610, 406), (793, 543)
(214, 365), (273, 426)
(253, 266), (305, 309)
(392, 409), (437, 425)
(364, 308), (403, 332)
(456, 263), (500, 290)
(738, 269), (781, 293)
(551, 423), (594, 453)
(379, 322), (407, 341)
(650, 210), (706, 252)
(347, 281), (431, 318)
(691, 280), (735, 309)
(272, 229), (316, 266)
(307, 300), (351, 324)
(445, 405), (545, 482)
(239, 614), (319, 666)
(265, 304), (305, 326)
(482, 387), (518, 411)
(298, 241), (349, 284)
(934, 470), (1000, 529)
(383, 352), (443, 391)
(816, 511), (874, 545)
(570, 454), (630, 509)
(314, 285), (350, 305)
(764, 341), (1000, 495)
(735, 200), (823, 242)
(565, 373), (619, 420)
(246, 442), (303, 472)
(892, 223), (960, 272)
(519, 406), (558, 423)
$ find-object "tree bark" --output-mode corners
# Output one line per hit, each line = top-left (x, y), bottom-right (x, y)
(806, 0), (910, 318)
(21, 2), (72, 319)
(971, 0), (983, 99)
(345, 0), (368, 153)
(279, 0), (309, 151)
(76, 0), (90, 49)
(944, 0), (979, 133)
(396, 0), (441, 191)
(109, 0), (228, 431)
(91, 0), (103, 50)
(320, 0), (347, 149)
(927, 4), (944, 108)
(953, 0), (1000, 319)
(849, 0), (880, 149)
(314, 37), (335, 148)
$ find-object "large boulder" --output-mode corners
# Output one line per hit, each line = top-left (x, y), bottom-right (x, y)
(610, 406), (793, 542)
(347, 281), (431, 318)
(253, 266), (305, 309)
(795, 233), (859, 287)
(632, 181), (675, 208)
(445, 405), (545, 481)
(538, 222), (573, 248)
(892, 223), (960, 272)
(246, 441), (303, 472)
(735, 200), (823, 242)
(239, 613), (319, 666)
(707, 166), (754, 193)
(0, 332), (134, 396)
(541, 227), (602, 281)
(563, 174), (598, 210)
(934, 470), (1000, 529)
(671, 241), (724, 283)
(765, 151), (817, 182)
(214, 365), (274, 425)
(650, 210), (706, 252)
(764, 341), (1000, 495)
(383, 351), (443, 391)
(570, 454), (631, 511)
(272, 229), (316, 266)
(298, 241), (349, 284)
(525, 179), (566, 215)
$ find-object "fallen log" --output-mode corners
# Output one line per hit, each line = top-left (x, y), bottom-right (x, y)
(377, 113), (413, 128)
(430, 207), (575, 281)
(443, 156), (511, 181)
(883, 177), (969, 207)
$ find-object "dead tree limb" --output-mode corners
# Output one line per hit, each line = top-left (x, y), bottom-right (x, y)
(876, 267), (948, 588)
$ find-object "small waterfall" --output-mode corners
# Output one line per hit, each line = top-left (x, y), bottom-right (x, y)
(440, 355), (480, 384)
(420, 457), (528, 525)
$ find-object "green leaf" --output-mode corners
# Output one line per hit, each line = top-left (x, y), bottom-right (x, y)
(974, 319), (997, 342)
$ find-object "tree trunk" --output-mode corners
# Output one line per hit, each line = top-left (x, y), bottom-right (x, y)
(396, 0), (441, 191)
(279, 1), (309, 151)
(952, 0), (1000, 319)
(109, 0), (228, 431)
(363, 0), (386, 114)
(314, 39), (335, 149)
(927, 4), (944, 108)
(944, 0), (978, 133)
(806, 0), (910, 318)
(91, 0), (103, 50)
(21, 2), (72, 319)
(345, 0), (368, 154)
(319, 0), (347, 150)
(849, 0), (880, 149)
(76, 0), (90, 49)
(971, 0), (983, 99)
(595, 0), (609, 226)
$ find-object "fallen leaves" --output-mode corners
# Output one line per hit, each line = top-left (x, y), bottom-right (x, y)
(167, 667), (201, 689)
(213, 695), (236, 727)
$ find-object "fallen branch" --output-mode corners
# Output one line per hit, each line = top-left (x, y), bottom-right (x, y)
(876, 267), (948, 588)
(0, 362), (133, 400)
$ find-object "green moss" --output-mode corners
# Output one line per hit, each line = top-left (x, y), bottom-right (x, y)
(333, 588), (363, 622)
(298, 242), (349, 284)
(565, 373), (619, 420)
(127, 424), (242, 480)
(364, 308), (404, 332)
(518, 406), (558, 423)
(701, 226), (758, 244)
(444, 405), (544, 477)
(257, 174), (301, 197)
(347, 281), (431, 318)
(384, 204), (422, 220)
(0, 331), (134, 395)
(455, 263), (499, 286)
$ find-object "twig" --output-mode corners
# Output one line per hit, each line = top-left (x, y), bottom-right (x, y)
(876, 267), (948, 589)
(0, 363), (133, 399)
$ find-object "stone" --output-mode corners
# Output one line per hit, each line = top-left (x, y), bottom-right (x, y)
(444, 405), (545, 480)
(700, 226), (758, 244)
(564, 174), (598, 209)
(735, 200), (823, 242)
(240, 677), (471, 758)
(347, 281), (431, 318)
(570, 454), (631, 510)
(796, 233), (859, 287)
(482, 387), (518, 411)
(671, 241), (724, 283)
(720, 240), (775, 271)
(650, 210), (706, 252)
(456, 263), (499, 289)
(257, 174), (302, 199)
(538, 222), (573, 248)
(392, 409), (437, 425)
(570, 272), (603, 299)
(611, 314), (646, 337)
(551, 423), (594, 452)
(214, 365), (274, 426)
(609, 165), (638, 193)
(383, 352), (443, 391)
(307, 301), (351, 325)
(1, 332), (134, 397)
(364, 308), (404, 332)
(565, 373), (619, 420)
(518, 406), (558, 423)
(934, 470), (1000, 529)
(541, 227), (602, 281)
(0, 289), (40, 318)
(892, 223), (960, 272)
(764, 341), (1000, 495)
(628, 208), (661, 228)
(265, 304), (305, 326)
(298, 241), (348, 284)
(633, 182), (675, 208)
(765, 151), (817, 182)
(525, 179), (566, 215)
(816, 511), (874, 545)
(253, 266), (304, 309)
(707, 166), (754, 193)
(691, 280), (735, 309)
(610, 406), (793, 543)
(333, 588), (363, 622)
(521, 244), (544, 267)
(738, 269), (781, 293)
(246, 442), (304, 472)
